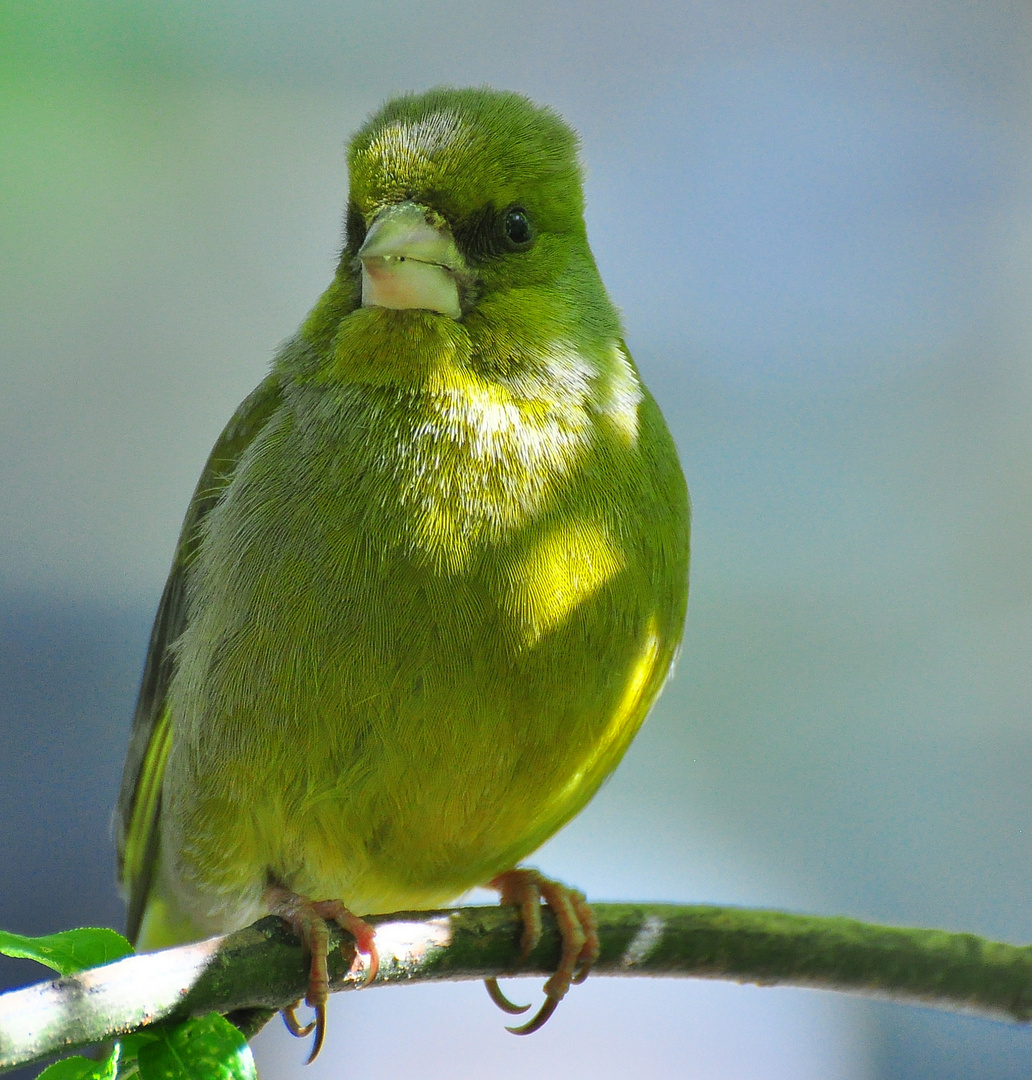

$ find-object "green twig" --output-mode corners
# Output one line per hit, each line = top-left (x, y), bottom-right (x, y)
(3, 903), (1031, 1073)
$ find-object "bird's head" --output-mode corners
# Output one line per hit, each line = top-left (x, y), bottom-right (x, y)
(344, 86), (588, 320)
(296, 88), (622, 378)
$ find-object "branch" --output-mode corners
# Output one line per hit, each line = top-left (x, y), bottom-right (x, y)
(3, 903), (1032, 1073)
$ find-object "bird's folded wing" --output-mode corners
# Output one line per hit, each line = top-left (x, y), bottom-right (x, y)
(114, 373), (285, 942)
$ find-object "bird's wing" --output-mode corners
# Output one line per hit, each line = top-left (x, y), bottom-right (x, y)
(114, 373), (284, 943)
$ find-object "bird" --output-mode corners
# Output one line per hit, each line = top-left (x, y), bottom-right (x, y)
(115, 85), (690, 1060)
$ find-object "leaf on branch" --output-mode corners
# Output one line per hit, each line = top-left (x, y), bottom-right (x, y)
(37, 1052), (118, 1080)
(136, 1013), (257, 1080)
(0, 928), (133, 977)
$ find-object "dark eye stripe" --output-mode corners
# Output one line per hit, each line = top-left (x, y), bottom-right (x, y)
(453, 204), (535, 263)
(345, 201), (366, 252)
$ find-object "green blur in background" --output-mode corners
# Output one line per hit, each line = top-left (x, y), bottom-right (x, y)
(2, 2), (1031, 1078)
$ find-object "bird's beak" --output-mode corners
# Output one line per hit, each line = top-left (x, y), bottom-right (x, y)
(358, 201), (465, 319)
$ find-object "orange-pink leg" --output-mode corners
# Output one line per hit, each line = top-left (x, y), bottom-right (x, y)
(484, 868), (600, 1035)
(265, 887), (379, 1062)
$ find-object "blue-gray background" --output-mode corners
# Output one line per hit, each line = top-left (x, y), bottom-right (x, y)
(2, 2), (1031, 1077)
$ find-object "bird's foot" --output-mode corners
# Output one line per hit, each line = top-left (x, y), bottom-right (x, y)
(265, 886), (379, 1062)
(483, 867), (599, 1035)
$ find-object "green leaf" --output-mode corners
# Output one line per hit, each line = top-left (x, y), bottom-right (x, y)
(0, 927), (133, 976)
(38, 1045), (119, 1080)
(136, 1015), (257, 1080)
(117, 1032), (161, 1057)
(37, 1059), (105, 1080)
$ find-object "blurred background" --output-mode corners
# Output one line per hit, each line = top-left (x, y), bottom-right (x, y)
(2, 1), (1031, 1077)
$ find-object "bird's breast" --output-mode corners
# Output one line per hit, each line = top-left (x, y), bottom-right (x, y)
(161, 366), (685, 912)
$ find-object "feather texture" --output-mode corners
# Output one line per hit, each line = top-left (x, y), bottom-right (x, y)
(115, 87), (690, 952)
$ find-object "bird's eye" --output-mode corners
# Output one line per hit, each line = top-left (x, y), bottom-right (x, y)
(502, 207), (533, 248)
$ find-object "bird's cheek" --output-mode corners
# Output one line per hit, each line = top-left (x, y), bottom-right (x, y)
(361, 257), (461, 319)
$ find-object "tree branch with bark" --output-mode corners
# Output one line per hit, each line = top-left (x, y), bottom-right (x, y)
(3, 903), (1032, 1074)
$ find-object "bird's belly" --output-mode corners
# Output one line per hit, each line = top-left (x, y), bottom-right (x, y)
(162, 546), (667, 925)
(159, 388), (684, 930)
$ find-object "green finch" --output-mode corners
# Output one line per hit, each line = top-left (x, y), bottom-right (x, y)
(115, 86), (690, 1057)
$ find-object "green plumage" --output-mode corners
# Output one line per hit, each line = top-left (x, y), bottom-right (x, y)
(115, 87), (690, 952)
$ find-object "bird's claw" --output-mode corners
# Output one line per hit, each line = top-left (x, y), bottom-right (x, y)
(506, 994), (560, 1036)
(483, 867), (599, 1035)
(281, 1000), (317, 1039)
(484, 976), (531, 1015)
(266, 886), (379, 1061)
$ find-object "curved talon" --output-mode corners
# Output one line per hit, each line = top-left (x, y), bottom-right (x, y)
(484, 977), (531, 1015)
(265, 885), (378, 1062)
(488, 867), (598, 1036)
(304, 1001), (327, 1065)
(310, 898), (380, 987)
(506, 995), (560, 1036)
(281, 1001), (316, 1038)
(356, 940), (380, 987)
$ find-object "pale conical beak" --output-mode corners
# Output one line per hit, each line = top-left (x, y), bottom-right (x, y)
(358, 202), (465, 319)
